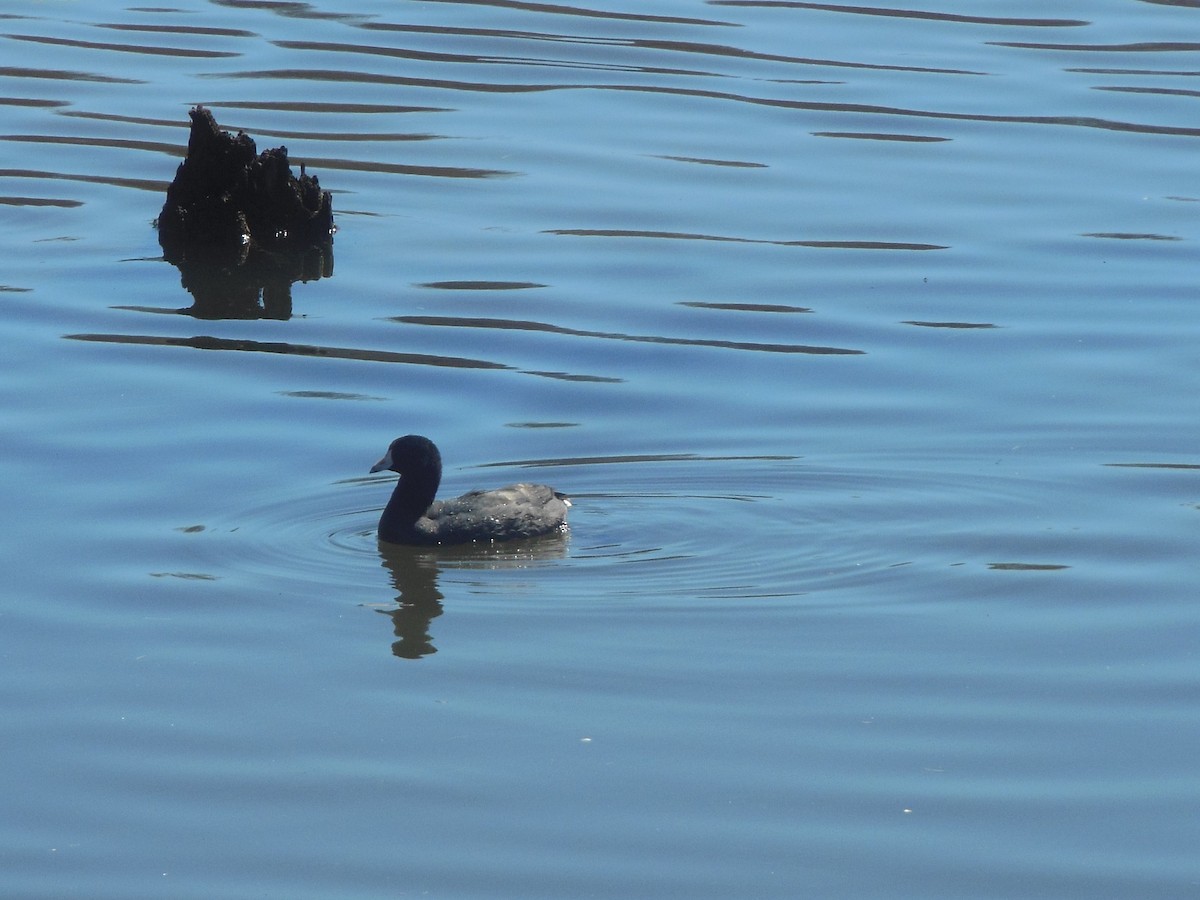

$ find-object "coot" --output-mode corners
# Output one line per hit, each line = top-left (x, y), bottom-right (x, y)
(370, 435), (570, 545)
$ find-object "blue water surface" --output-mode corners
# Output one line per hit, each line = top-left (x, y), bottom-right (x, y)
(1, 0), (1198, 897)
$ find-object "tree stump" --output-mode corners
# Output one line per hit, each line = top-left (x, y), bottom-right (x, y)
(157, 105), (334, 263)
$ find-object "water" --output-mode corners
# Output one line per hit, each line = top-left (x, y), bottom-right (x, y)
(2, 1), (1198, 897)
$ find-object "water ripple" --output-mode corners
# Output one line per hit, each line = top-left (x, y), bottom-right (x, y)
(0, 64), (141, 84)
(183, 64), (1200, 138)
(330, 26), (983, 76)
(0, 167), (166, 192)
(4, 33), (242, 59)
(992, 41), (1200, 53)
(96, 23), (259, 39)
(402, 0), (736, 28)
(392, 313), (866, 355)
(275, 39), (722, 77)
(64, 333), (513, 369)
(59, 108), (445, 143)
(508, 458), (1081, 607)
(547, 228), (947, 251)
(709, 3), (1089, 29)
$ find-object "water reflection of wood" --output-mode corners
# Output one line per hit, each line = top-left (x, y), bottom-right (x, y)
(165, 243), (333, 320)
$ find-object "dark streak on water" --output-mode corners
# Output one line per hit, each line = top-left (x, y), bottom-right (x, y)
(392, 314), (865, 355)
(546, 228), (948, 251)
(708, 2), (1089, 28)
(65, 332), (513, 369)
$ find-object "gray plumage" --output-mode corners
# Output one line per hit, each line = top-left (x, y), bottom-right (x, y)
(371, 435), (570, 545)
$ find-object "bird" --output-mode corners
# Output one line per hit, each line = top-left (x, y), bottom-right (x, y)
(370, 435), (570, 545)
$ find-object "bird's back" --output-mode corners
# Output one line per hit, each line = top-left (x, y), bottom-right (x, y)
(418, 482), (569, 544)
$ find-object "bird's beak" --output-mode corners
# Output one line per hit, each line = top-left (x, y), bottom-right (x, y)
(370, 449), (392, 474)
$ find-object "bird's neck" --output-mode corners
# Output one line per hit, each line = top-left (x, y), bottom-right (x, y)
(380, 465), (440, 536)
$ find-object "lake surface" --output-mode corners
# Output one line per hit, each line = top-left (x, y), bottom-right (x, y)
(2, 0), (1198, 897)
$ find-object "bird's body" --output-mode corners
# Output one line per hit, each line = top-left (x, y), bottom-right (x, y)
(371, 435), (569, 546)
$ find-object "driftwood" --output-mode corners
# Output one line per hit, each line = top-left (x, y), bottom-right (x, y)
(156, 106), (335, 319)
(157, 105), (334, 261)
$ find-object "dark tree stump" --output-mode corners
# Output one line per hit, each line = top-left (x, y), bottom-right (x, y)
(156, 106), (335, 319)
(157, 105), (334, 263)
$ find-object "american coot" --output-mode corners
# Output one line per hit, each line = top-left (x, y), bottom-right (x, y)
(370, 435), (570, 545)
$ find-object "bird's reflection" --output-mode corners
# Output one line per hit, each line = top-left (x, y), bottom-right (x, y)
(376, 545), (445, 659)
(375, 532), (569, 659)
